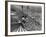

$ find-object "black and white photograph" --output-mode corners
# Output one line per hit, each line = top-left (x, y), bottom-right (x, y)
(11, 5), (42, 32)
(6, 2), (45, 35)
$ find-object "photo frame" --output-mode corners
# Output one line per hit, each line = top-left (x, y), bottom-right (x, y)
(5, 1), (45, 36)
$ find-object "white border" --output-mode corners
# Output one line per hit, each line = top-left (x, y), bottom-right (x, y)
(8, 2), (44, 35)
